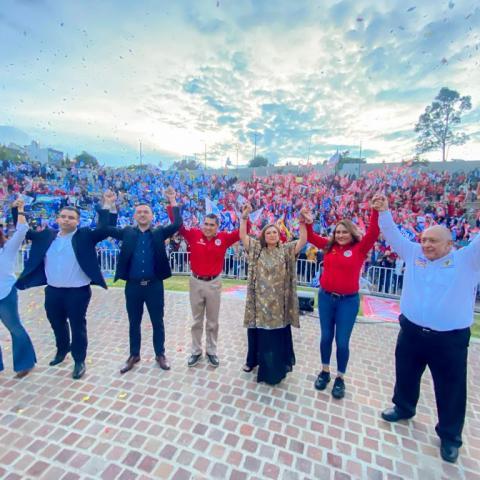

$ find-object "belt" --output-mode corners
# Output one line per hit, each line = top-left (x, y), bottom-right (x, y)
(400, 314), (468, 336)
(321, 289), (358, 299)
(192, 273), (219, 282)
(129, 278), (157, 286)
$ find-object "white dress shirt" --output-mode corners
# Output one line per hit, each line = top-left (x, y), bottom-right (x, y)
(0, 223), (29, 300)
(45, 230), (91, 288)
(379, 211), (480, 331)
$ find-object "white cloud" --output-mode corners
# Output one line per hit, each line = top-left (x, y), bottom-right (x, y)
(0, 0), (479, 166)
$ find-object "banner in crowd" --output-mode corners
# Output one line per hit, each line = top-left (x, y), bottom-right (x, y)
(361, 295), (400, 323)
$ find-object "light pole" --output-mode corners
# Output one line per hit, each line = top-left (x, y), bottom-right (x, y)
(307, 133), (312, 163)
(358, 141), (362, 177)
(204, 143), (207, 169)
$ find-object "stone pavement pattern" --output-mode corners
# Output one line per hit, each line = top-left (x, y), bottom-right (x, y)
(0, 287), (479, 480)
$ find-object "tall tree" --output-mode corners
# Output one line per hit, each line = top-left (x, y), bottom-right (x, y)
(414, 87), (472, 162)
(248, 155), (268, 167)
(74, 151), (99, 168)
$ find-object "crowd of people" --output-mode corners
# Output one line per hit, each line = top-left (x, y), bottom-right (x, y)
(1, 156), (479, 464)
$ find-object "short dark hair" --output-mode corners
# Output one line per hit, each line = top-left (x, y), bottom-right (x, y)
(205, 214), (219, 225)
(58, 206), (80, 219)
(134, 203), (153, 213)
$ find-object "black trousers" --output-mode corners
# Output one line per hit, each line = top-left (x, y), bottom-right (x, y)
(125, 279), (165, 357)
(44, 285), (92, 362)
(393, 314), (470, 447)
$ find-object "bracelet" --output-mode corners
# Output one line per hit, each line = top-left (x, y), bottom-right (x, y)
(241, 216), (248, 220)
(17, 212), (26, 216)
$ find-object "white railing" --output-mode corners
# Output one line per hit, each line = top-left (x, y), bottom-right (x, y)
(366, 266), (403, 297)
(15, 247), (321, 286)
(13, 248), (480, 304)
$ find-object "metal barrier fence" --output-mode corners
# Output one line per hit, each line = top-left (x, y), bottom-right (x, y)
(12, 248), (480, 304)
(366, 266), (402, 298)
(15, 248), (321, 286)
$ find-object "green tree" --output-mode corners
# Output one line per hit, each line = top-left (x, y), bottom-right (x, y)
(248, 155), (268, 167)
(172, 158), (201, 170)
(74, 151), (99, 168)
(415, 87), (472, 162)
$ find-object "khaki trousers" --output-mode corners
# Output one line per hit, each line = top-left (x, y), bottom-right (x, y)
(189, 276), (222, 355)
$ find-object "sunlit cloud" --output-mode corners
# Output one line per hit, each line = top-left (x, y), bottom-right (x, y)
(0, 0), (479, 167)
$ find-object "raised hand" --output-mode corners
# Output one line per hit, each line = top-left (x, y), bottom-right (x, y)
(242, 202), (252, 220)
(12, 198), (25, 211)
(300, 206), (314, 224)
(372, 194), (388, 212)
(103, 190), (117, 207)
(164, 186), (177, 205)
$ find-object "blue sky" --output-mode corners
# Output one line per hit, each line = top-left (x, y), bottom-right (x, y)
(0, 0), (479, 167)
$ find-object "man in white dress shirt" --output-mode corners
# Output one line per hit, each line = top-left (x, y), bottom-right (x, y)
(373, 195), (478, 463)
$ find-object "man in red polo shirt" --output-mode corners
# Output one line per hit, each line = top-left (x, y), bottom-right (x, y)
(167, 197), (245, 368)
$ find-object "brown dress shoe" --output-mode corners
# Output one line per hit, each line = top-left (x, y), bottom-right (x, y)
(120, 355), (140, 374)
(15, 368), (33, 379)
(156, 355), (170, 370)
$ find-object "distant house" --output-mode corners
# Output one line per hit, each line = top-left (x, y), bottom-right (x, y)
(25, 141), (64, 165)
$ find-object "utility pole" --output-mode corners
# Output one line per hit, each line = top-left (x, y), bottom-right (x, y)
(236, 143), (239, 169)
(358, 141), (362, 177)
(307, 134), (312, 163)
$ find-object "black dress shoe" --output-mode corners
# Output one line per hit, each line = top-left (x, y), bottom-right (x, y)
(156, 354), (171, 371)
(314, 370), (331, 391)
(49, 351), (69, 366)
(440, 441), (459, 463)
(187, 354), (202, 367)
(120, 355), (140, 374)
(72, 362), (86, 380)
(381, 406), (413, 422)
(207, 354), (219, 368)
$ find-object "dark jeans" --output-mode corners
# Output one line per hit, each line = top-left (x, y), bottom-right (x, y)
(317, 288), (360, 374)
(44, 285), (92, 362)
(393, 314), (470, 447)
(125, 279), (165, 357)
(0, 288), (37, 372)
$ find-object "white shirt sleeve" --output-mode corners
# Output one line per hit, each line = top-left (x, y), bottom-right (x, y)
(3, 223), (28, 255)
(456, 232), (480, 271)
(378, 211), (416, 262)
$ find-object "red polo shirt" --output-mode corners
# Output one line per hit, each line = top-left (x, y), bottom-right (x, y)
(167, 206), (240, 276)
(306, 209), (379, 294)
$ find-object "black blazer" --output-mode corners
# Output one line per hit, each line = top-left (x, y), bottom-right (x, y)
(101, 207), (182, 282)
(16, 210), (113, 290)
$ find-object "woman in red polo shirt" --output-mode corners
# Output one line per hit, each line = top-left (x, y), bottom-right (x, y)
(303, 203), (379, 399)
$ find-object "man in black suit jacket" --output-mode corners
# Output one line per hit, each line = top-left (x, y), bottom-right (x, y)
(15, 202), (114, 379)
(101, 187), (182, 374)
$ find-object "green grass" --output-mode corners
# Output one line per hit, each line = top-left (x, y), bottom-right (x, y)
(473, 314), (480, 338)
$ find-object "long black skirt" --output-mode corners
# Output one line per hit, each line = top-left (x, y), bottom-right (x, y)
(246, 325), (296, 385)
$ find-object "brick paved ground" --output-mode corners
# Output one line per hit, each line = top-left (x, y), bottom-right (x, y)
(0, 287), (479, 480)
